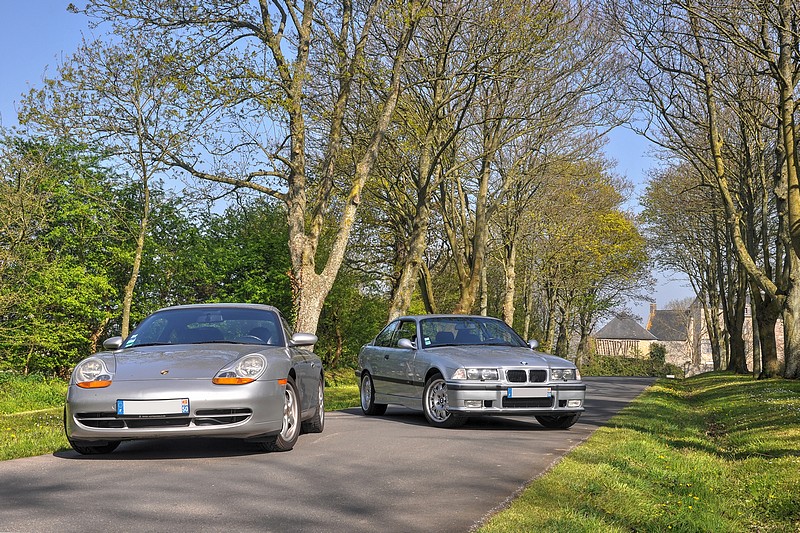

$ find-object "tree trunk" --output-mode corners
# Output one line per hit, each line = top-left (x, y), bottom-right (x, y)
(502, 240), (516, 326)
(757, 310), (780, 379)
(88, 316), (111, 355)
(418, 262), (438, 314)
(784, 250), (800, 378)
(452, 160), (491, 313)
(554, 306), (570, 358)
(388, 198), (432, 320)
(121, 182), (149, 338)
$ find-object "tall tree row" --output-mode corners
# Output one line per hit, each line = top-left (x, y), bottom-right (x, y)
(616, 0), (800, 378)
(6, 0), (653, 374)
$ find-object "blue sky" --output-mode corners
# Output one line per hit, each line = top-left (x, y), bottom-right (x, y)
(0, 2), (693, 322)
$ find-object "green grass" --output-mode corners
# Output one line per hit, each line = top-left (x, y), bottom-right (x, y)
(324, 366), (360, 410)
(0, 373), (68, 414)
(0, 373), (71, 460)
(476, 373), (800, 533)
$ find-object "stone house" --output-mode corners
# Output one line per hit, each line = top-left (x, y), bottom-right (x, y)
(596, 300), (785, 375)
(594, 315), (657, 357)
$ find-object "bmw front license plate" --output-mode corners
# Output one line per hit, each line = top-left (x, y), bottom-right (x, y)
(116, 399), (189, 416)
(507, 388), (551, 398)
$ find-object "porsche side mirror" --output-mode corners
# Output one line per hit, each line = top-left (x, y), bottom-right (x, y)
(290, 332), (318, 347)
(103, 336), (123, 350)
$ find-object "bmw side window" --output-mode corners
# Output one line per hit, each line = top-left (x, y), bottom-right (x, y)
(394, 320), (417, 347)
(374, 321), (399, 347)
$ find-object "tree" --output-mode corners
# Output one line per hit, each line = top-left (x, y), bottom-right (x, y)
(0, 137), (126, 374)
(71, 0), (428, 334)
(612, 0), (800, 378)
(23, 28), (188, 338)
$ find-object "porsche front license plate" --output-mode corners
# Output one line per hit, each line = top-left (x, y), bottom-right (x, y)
(116, 399), (189, 416)
(507, 388), (551, 398)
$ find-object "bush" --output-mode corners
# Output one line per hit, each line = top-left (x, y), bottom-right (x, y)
(581, 354), (683, 378)
(649, 342), (667, 365)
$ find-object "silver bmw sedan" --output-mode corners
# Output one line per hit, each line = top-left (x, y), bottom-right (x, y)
(357, 314), (585, 428)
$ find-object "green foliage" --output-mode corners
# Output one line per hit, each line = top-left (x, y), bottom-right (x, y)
(134, 198), (294, 322)
(0, 137), (125, 375)
(478, 373), (800, 532)
(649, 342), (667, 366)
(581, 354), (683, 378)
(315, 266), (389, 368)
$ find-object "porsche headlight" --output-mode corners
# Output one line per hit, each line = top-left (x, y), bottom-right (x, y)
(213, 354), (267, 385)
(551, 368), (580, 381)
(452, 368), (499, 381)
(74, 358), (113, 388)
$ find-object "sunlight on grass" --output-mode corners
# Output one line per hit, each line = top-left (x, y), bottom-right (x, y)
(1, 408), (69, 460)
(477, 373), (800, 533)
(0, 373), (68, 414)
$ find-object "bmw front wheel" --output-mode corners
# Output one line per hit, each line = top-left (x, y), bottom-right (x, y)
(422, 373), (466, 428)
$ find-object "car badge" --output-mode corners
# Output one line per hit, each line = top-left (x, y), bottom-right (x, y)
(520, 361), (528, 365)
(160, 369), (169, 375)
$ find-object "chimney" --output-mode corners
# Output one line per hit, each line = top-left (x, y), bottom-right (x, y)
(647, 303), (657, 330)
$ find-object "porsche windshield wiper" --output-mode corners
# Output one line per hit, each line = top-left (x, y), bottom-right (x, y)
(126, 342), (166, 348)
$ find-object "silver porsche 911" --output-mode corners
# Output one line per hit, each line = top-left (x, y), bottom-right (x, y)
(65, 303), (324, 454)
(357, 315), (585, 428)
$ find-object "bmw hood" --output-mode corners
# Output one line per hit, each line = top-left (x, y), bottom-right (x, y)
(106, 345), (281, 380)
(428, 345), (575, 369)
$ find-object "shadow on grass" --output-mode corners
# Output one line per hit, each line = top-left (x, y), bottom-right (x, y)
(603, 373), (800, 460)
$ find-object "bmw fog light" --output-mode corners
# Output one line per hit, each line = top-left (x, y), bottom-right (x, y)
(464, 400), (483, 408)
(567, 399), (582, 408)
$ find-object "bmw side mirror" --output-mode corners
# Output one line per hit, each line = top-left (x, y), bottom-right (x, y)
(103, 336), (123, 350)
(397, 338), (416, 350)
(528, 339), (540, 350)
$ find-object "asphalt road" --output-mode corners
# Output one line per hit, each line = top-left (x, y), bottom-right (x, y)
(0, 377), (654, 532)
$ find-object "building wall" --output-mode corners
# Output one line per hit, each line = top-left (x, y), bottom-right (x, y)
(596, 338), (652, 358)
(658, 340), (692, 368)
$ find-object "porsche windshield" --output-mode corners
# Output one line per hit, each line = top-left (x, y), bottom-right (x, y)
(123, 308), (283, 347)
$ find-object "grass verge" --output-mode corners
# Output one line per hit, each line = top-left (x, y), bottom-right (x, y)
(0, 373), (71, 460)
(476, 373), (800, 533)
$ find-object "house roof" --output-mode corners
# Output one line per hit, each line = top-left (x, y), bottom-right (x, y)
(595, 316), (657, 341)
(648, 310), (688, 341)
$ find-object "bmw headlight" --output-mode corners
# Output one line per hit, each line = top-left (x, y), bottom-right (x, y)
(74, 358), (113, 388)
(213, 354), (267, 385)
(452, 368), (499, 381)
(551, 368), (580, 381)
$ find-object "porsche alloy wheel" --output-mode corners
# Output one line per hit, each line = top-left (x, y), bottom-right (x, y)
(260, 376), (301, 452)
